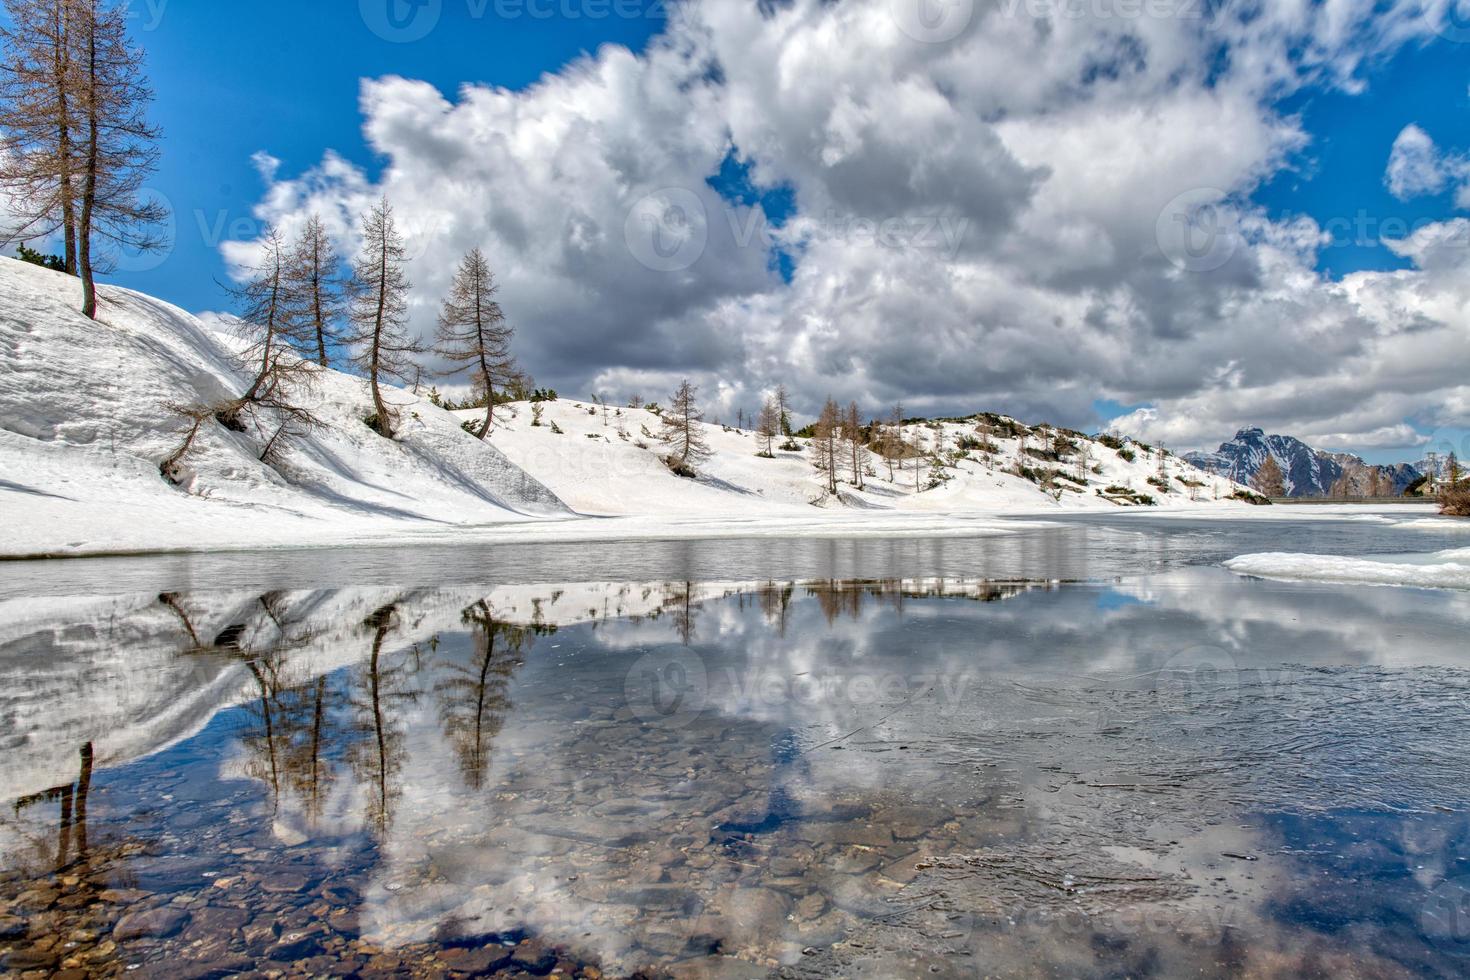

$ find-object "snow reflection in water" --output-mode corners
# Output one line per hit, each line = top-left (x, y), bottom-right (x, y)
(2, 570), (1470, 978)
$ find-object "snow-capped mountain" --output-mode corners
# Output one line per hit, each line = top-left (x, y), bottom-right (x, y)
(1184, 428), (1420, 497)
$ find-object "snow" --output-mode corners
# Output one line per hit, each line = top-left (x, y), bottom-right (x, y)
(2, 256), (1252, 558)
(464, 396), (1253, 522)
(1225, 548), (1470, 591)
(0, 258), (567, 557)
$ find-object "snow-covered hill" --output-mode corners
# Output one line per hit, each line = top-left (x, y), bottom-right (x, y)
(1, 257), (1253, 558)
(0, 258), (567, 556)
(464, 398), (1253, 518)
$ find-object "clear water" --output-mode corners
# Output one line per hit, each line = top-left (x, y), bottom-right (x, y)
(4, 516), (1470, 978)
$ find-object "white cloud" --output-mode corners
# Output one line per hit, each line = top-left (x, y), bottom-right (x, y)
(1385, 123), (1470, 205)
(1387, 124), (1448, 199)
(228, 0), (1470, 455)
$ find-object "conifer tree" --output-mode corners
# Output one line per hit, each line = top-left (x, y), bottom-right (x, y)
(436, 247), (515, 440)
(1252, 455), (1285, 497)
(845, 401), (869, 489)
(879, 404), (905, 481)
(346, 197), (423, 438)
(810, 397), (841, 495)
(287, 214), (343, 368)
(72, 0), (165, 318)
(218, 227), (319, 453)
(660, 378), (711, 474)
(756, 396), (780, 457)
(776, 384), (793, 437)
(0, 0), (80, 272)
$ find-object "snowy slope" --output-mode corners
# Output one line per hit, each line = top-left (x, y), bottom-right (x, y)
(469, 398), (1254, 518)
(0, 258), (568, 557)
(1, 257), (1253, 558)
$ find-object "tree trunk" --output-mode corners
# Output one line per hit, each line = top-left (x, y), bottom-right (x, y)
(52, 3), (78, 275)
(313, 265), (329, 366)
(75, 741), (93, 857)
(78, 14), (98, 319)
(475, 278), (493, 439)
(371, 243), (391, 437)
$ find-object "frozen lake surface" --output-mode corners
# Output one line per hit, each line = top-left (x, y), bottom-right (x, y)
(3, 513), (1470, 978)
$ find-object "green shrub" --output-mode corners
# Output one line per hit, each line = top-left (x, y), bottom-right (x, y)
(16, 243), (66, 272)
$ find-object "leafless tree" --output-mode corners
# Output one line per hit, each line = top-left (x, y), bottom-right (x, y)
(287, 214), (343, 367)
(756, 396), (779, 457)
(217, 226), (320, 455)
(436, 247), (515, 440)
(660, 378), (711, 475)
(0, 0), (80, 271)
(877, 404), (905, 481)
(346, 197), (423, 438)
(775, 383), (792, 437)
(1252, 455), (1285, 497)
(845, 401), (869, 489)
(71, 0), (166, 318)
(435, 602), (530, 790)
(810, 397), (841, 495)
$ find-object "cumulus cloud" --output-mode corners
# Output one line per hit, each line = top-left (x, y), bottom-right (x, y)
(1384, 123), (1470, 204)
(226, 0), (1469, 455)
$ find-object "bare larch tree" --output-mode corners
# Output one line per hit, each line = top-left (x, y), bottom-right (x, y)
(72, 0), (165, 318)
(287, 214), (343, 367)
(879, 404), (905, 481)
(845, 401), (868, 489)
(1252, 455), (1285, 497)
(0, 0), (79, 271)
(756, 396), (780, 457)
(660, 378), (711, 475)
(436, 247), (515, 440)
(775, 383), (793, 437)
(219, 226), (319, 456)
(810, 397), (841, 495)
(346, 197), (423, 438)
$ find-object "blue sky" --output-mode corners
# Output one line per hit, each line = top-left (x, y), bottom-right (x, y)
(1257, 38), (1470, 279)
(93, 0), (667, 310)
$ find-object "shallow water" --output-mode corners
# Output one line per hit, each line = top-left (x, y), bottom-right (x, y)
(4, 516), (1470, 978)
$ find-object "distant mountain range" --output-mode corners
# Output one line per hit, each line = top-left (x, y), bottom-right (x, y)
(1183, 428), (1421, 498)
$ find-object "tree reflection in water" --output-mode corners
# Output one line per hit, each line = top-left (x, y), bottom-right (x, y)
(436, 601), (540, 791)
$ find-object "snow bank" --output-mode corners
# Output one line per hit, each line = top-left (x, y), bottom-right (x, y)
(0, 258), (568, 557)
(1224, 548), (1470, 590)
